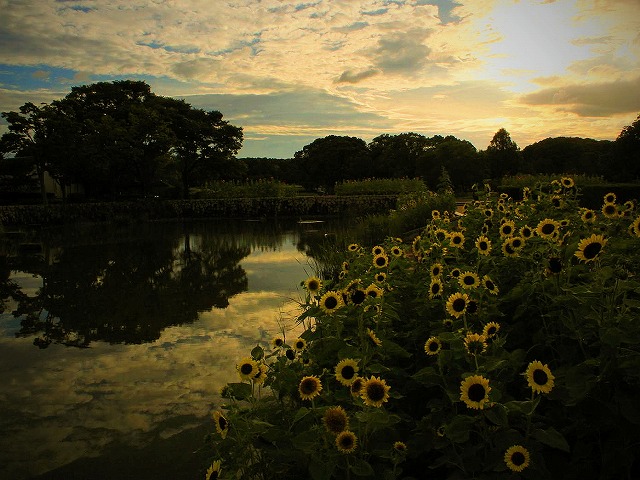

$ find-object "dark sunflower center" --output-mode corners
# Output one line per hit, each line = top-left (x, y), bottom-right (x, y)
(505, 244), (516, 254)
(583, 242), (602, 259)
(604, 205), (616, 215)
(275, 338), (283, 346)
(300, 379), (318, 395)
(541, 223), (555, 235)
(324, 296), (338, 309)
(351, 380), (363, 394)
(296, 341), (305, 349)
(375, 257), (387, 266)
(464, 276), (475, 285)
(366, 382), (385, 401)
(240, 364), (253, 375)
(479, 241), (488, 250)
(533, 368), (549, 385)
(512, 239), (522, 248)
(286, 349), (296, 360)
(502, 225), (512, 235)
(431, 283), (441, 294)
(468, 383), (486, 402)
(467, 301), (478, 314)
(428, 341), (439, 352)
(453, 298), (466, 312)
(511, 452), (525, 466)
(351, 290), (366, 304)
(341, 366), (355, 379)
(326, 413), (347, 432)
(433, 267), (441, 275)
(486, 326), (497, 336)
(218, 417), (227, 430)
(339, 435), (354, 449)
(452, 236), (462, 244)
(485, 280), (495, 290)
(308, 280), (319, 290)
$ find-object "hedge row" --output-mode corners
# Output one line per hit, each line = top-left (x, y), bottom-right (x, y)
(0, 195), (399, 226)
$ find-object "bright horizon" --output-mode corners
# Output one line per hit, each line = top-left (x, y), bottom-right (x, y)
(1, 0), (639, 158)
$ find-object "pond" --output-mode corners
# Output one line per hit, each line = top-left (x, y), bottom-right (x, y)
(0, 218), (344, 479)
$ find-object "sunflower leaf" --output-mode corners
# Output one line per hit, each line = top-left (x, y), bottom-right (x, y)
(349, 458), (374, 476)
(532, 427), (570, 452)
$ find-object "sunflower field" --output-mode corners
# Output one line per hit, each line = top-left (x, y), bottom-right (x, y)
(206, 177), (640, 480)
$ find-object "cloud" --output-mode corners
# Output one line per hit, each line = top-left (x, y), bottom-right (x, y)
(335, 68), (379, 83)
(520, 76), (640, 116)
(371, 29), (433, 74)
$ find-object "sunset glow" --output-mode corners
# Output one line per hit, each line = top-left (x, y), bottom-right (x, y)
(0, 0), (638, 157)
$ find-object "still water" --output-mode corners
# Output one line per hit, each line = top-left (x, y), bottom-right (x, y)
(0, 219), (340, 480)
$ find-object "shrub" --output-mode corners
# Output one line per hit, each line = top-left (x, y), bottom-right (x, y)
(335, 178), (427, 196)
(206, 177), (640, 479)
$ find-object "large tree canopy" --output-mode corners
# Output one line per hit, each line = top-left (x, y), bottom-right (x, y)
(1, 80), (243, 200)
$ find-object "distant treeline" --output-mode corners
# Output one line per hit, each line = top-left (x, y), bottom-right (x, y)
(1, 79), (639, 204)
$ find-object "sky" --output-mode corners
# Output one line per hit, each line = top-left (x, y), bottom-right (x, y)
(1, 0), (639, 158)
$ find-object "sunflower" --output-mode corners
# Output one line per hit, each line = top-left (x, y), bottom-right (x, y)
(360, 376), (391, 407)
(271, 336), (285, 349)
(580, 208), (596, 223)
(390, 245), (403, 257)
(372, 253), (389, 268)
(445, 292), (469, 318)
(349, 288), (368, 305)
(367, 328), (382, 346)
(393, 441), (408, 453)
(319, 290), (344, 314)
(350, 377), (365, 397)
(442, 318), (454, 329)
(460, 374), (491, 410)
(501, 239), (519, 257)
(560, 176), (575, 188)
(348, 243), (360, 252)
(483, 275), (499, 295)
(546, 256), (563, 274)
(303, 276), (322, 294)
(509, 236), (525, 249)
(603, 192), (616, 204)
(212, 411), (229, 439)
(342, 261), (350, 271)
(430, 262), (444, 277)
(432, 209), (441, 220)
(525, 360), (555, 394)
(372, 245), (385, 256)
(551, 195), (565, 209)
(206, 460), (222, 480)
(624, 200), (635, 211)
(323, 406), (349, 434)
(424, 336), (442, 355)
(499, 219), (516, 238)
(631, 216), (640, 237)
(449, 267), (461, 278)
(536, 218), (560, 240)
(335, 358), (359, 386)
(373, 272), (386, 283)
(504, 445), (530, 472)
(428, 278), (444, 299)
(519, 225), (533, 238)
(253, 363), (268, 384)
(237, 357), (258, 381)
(482, 321), (500, 338)
(459, 271), (481, 289)
(411, 235), (422, 256)
(364, 284), (383, 300)
(575, 234), (607, 263)
(299, 375), (323, 401)
(448, 231), (465, 248)
(483, 207), (494, 218)
(433, 228), (449, 243)
(336, 430), (358, 454)
(466, 299), (479, 315)
(464, 333), (487, 355)
(285, 348), (296, 361)
(475, 235), (492, 255)
(294, 337), (307, 352)
(601, 202), (618, 219)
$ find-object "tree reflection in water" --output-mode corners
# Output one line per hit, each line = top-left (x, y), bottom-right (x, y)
(2, 221), (255, 348)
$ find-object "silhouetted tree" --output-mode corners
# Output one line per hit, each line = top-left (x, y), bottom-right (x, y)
(484, 128), (521, 179)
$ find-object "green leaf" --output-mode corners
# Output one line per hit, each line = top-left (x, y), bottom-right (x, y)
(532, 427), (570, 452)
(445, 415), (478, 443)
(381, 339), (412, 359)
(350, 458), (375, 477)
(251, 344), (264, 361)
(225, 382), (252, 400)
(309, 456), (335, 480)
(484, 403), (508, 427)
(412, 366), (441, 386)
(504, 397), (541, 416)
